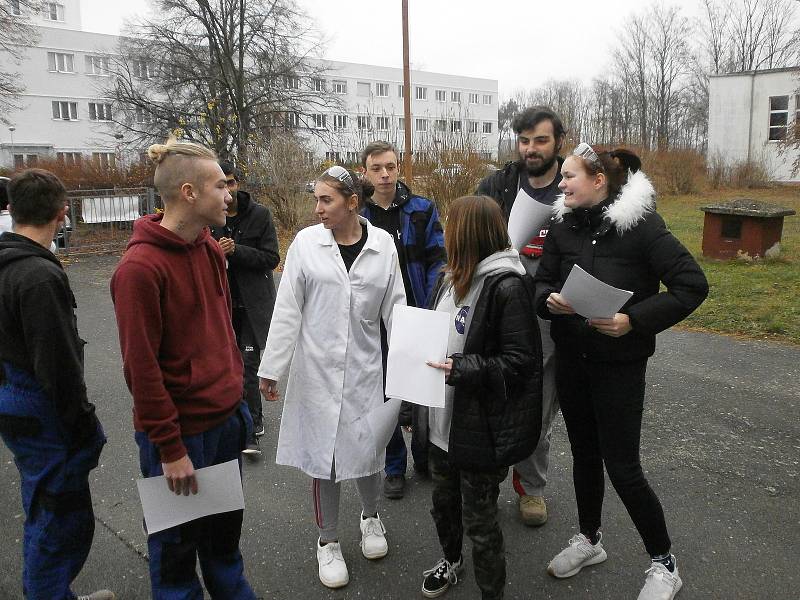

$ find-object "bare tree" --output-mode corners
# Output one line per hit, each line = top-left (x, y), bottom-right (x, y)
(104, 0), (336, 165)
(617, 12), (652, 149)
(729, 0), (800, 71)
(0, 0), (40, 122)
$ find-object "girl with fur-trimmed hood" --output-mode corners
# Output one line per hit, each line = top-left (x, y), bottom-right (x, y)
(533, 144), (708, 600)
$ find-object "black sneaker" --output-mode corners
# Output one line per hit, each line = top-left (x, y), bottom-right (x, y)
(242, 440), (262, 457)
(254, 424), (266, 437)
(383, 474), (405, 499)
(421, 556), (463, 598)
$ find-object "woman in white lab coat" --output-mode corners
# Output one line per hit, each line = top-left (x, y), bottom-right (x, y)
(258, 166), (406, 589)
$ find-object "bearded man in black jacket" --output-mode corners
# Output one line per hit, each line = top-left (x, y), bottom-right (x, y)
(211, 161), (280, 456)
(0, 169), (112, 600)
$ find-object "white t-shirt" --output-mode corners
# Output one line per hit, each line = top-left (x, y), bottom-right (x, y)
(0, 211), (12, 235)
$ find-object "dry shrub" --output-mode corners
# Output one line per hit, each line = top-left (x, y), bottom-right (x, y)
(706, 152), (728, 190)
(639, 148), (705, 195)
(4, 157), (152, 190)
(730, 159), (772, 189)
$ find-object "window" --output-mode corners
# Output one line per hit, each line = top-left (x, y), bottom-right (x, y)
(346, 151), (358, 164)
(376, 83), (389, 97)
(44, 2), (64, 21)
(135, 107), (153, 124)
(325, 151), (341, 162)
(333, 114), (347, 130)
(85, 55), (110, 75)
(57, 152), (82, 165)
(468, 120), (479, 133)
(469, 92), (480, 104)
(311, 113), (327, 129)
(769, 96), (789, 141)
(415, 118), (428, 132)
(450, 120), (462, 133)
(435, 89), (446, 102)
(721, 216), (742, 239)
(398, 117), (405, 130)
(333, 80), (347, 94)
(284, 112), (300, 128)
(88, 102), (112, 121)
(92, 152), (116, 168)
(483, 122), (493, 134)
(284, 75), (300, 90)
(376, 116), (390, 131)
(132, 60), (151, 79)
(483, 94), (493, 105)
(13, 155), (24, 169)
(25, 155), (38, 167)
(357, 82), (371, 97)
(398, 84), (404, 98)
(47, 52), (74, 73)
(796, 94), (800, 139)
(357, 115), (371, 130)
(11, 0), (21, 16)
(435, 119), (447, 131)
(415, 86), (427, 100)
(52, 100), (78, 120)
(451, 91), (461, 103)
(312, 78), (326, 92)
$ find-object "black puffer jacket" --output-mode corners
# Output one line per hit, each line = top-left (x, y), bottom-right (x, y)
(534, 171), (708, 362)
(440, 272), (543, 471)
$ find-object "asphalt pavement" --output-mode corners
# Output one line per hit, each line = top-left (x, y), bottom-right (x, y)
(0, 254), (797, 599)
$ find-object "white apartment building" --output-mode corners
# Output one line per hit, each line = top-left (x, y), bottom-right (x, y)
(0, 0), (499, 168)
(708, 67), (800, 182)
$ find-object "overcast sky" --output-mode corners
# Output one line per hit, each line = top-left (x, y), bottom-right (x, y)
(79, 0), (707, 97)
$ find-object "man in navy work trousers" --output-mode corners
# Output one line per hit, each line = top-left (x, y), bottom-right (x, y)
(0, 168), (113, 600)
(360, 140), (446, 499)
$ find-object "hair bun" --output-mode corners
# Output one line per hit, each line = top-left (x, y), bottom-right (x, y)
(147, 144), (169, 164)
(610, 149), (641, 174)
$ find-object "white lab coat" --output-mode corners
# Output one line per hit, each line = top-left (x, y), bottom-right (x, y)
(257, 217), (407, 481)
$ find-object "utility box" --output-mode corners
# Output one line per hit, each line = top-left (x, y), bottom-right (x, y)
(700, 199), (796, 259)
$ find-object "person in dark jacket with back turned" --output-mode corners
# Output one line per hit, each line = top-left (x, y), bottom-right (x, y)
(421, 195), (543, 600)
(535, 144), (708, 600)
(0, 169), (112, 600)
(211, 161), (280, 456)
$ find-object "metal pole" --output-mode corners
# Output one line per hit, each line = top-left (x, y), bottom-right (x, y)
(9, 126), (16, 168)
(401, 0), (413, 181)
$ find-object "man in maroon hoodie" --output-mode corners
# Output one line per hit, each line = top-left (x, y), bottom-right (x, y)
(110, 138), (256, 599)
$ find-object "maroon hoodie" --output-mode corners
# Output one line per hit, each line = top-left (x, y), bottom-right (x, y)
(111, 214), (243, 463)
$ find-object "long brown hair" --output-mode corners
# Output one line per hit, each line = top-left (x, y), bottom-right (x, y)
(445, 195), (510, 303)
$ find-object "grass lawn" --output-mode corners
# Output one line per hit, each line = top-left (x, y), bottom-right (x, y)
(658, 187), (800, 345)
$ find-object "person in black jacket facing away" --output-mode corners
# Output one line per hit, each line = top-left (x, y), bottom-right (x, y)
(211, 161), (280, 455)
(535, 144), (708, 600)
(421, 196), (543, 600)
(0, 169), (113, 600)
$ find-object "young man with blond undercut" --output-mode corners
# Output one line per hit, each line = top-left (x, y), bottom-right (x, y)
(111, 139), (256, 599)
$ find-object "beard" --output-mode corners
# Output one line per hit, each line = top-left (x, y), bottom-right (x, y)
(521, 152), (557, 177)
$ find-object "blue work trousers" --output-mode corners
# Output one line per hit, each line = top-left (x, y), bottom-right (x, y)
(135, 402), (257, 600)
(0, 363), (106, 600)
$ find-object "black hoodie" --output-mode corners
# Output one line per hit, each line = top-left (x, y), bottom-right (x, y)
(0, 232), (97, 444)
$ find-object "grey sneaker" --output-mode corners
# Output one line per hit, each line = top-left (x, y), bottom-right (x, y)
(242, 441), (262, 456)
(637, 559), (683, 600)
(547, 533), (607, 578)
(422, 555), (463, 598)
(77, 591), (115, 600)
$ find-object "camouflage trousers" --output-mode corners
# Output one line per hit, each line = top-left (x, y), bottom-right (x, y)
(429, 444), (508, 600)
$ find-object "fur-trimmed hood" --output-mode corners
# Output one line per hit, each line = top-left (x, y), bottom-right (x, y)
(552, 170), (656, 234)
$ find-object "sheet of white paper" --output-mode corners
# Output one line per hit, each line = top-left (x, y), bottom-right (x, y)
(385, 304), (449, 408)
(560, 264), (634, 319)
(137, 459), (244, 535)
(366, 397), (403, 452)
(507, 190), (554, 251)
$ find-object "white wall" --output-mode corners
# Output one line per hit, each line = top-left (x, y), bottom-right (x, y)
(708, 68), (800, 182)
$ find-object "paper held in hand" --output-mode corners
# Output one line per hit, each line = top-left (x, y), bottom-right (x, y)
(385, 304), (449, 408)
(137, 458), (245, 534)
(559, 265), (633, 319)
(507, 188), (554, 251)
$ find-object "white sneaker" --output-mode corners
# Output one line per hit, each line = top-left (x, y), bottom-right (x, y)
(316, 538), (349, 588)
(637, 559), (683, 600)
(359, 512), (388, 559)
(547, 532), (608, 578)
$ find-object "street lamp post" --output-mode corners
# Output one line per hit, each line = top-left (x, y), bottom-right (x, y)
(114, 133), (124, 169)
(8, 126), (16, 169)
